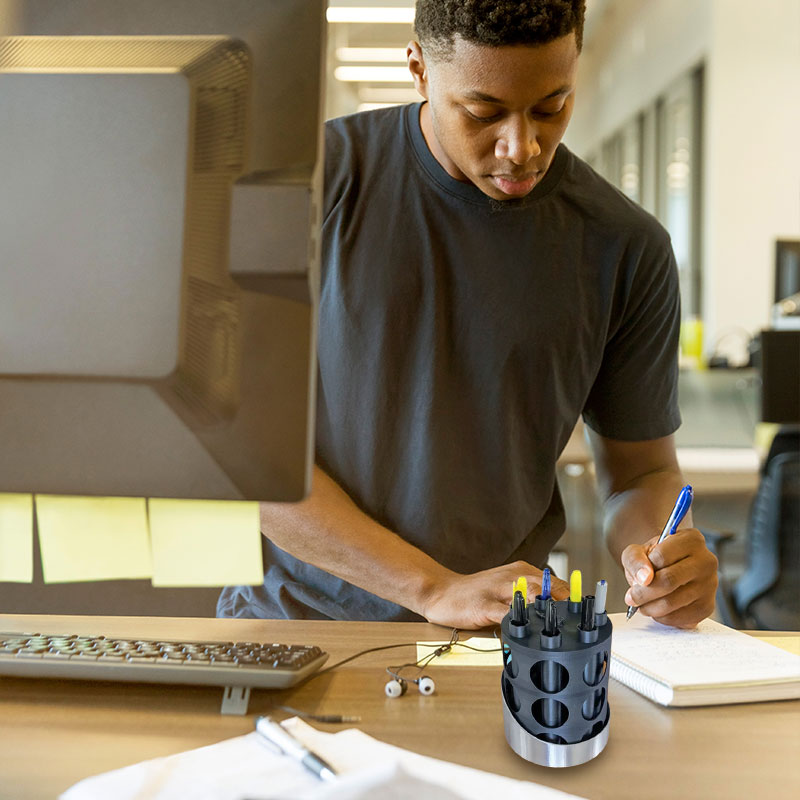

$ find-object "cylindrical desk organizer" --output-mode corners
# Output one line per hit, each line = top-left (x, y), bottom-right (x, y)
(501, 599), (612, 767)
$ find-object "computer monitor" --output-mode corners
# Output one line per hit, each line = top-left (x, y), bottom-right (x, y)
(0, 0), (326, 502)
(775, 240), (800, 304)
(760, 329), (800, 425)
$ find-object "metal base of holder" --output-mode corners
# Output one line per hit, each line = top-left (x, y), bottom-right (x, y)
(502, 701), (609, 768)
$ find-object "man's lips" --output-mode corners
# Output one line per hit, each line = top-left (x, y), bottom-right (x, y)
(490, 172), (540, 196)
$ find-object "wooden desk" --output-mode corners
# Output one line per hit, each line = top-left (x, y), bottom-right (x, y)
(1, 615), (797, 800)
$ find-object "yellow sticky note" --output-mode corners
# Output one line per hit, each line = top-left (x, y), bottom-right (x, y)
(0, 493), (34, 583)
(36, 495), (152, 583)
(761, 637), (800, 657)
(416, 637), (504, 667)
(148, 499), (263, 587)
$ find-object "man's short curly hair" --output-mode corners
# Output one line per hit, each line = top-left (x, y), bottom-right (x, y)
(415, 0), (586, 60)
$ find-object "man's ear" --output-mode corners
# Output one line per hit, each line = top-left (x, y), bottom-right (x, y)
(406, 40), (429, 99)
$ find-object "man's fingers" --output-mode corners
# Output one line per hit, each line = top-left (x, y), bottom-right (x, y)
(647, 528), (714, 570)
(496, 570), (569, 604)
(624, 559), (695, 607)
(650, 596), (715, 630)
(621, 543), (654, 587)
(630, 580), (701, 619)
(487, 599), (515, 625)
(523, 573), (569, 601)
(550, 577), (570, 601)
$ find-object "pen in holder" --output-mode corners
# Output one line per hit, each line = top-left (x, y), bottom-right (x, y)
(501, 575), (612, 768)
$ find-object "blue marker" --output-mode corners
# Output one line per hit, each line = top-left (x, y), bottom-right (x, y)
(626, 485), (693, 620)
(542, 567), (551, 600)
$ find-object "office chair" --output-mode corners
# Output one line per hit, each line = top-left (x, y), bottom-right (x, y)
(703, 428), (800, 631)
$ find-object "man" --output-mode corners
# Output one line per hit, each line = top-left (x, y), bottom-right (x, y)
(218, 0), (717, 629)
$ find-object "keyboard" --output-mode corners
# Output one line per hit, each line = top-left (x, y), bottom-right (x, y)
(0, 631), (328, 692)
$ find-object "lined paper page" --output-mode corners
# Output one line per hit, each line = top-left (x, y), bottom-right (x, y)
(609, 613), (800, 688)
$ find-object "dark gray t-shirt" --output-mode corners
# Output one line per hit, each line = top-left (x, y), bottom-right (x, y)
(218, 102), (681, 621)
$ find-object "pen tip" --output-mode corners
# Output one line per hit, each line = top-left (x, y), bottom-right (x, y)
(626, 607), (635, 620)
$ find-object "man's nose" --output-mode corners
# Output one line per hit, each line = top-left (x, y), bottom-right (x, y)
(494, 115), (542, 165)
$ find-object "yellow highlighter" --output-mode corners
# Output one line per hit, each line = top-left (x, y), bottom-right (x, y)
(569, 569), (582, 612)
(511, 576), (530, 631)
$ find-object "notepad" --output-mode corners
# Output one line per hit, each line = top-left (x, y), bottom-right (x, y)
(609, 612), (800, 707)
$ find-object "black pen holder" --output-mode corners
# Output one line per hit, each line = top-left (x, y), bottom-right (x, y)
(500, 600), (612, 767)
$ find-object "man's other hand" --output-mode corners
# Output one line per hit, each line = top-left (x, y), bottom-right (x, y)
(419, 561), (570, 629)
(621, 528), (717, 628)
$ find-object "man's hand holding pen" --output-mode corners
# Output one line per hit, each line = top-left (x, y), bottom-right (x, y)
(621, 528), (718, 629)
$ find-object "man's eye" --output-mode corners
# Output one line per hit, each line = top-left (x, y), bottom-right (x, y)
(465, 108), (501, 123)
(533, 105), (565, 118)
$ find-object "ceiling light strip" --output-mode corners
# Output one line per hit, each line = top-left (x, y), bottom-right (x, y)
(327, 7), (415, 24)
(336, 47), (408, 63)
(334, 65), (412, 82)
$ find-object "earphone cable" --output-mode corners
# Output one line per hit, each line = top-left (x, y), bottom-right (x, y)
(276, 627), (503, 721)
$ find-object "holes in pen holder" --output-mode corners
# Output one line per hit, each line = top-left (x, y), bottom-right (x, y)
(502, 676), (521, 713)
(581, 687), (605, 721)
(503, 646), (519, 678)
(532, 698), (569, 729)
(582, 651), (608, 686)
(530, 660), (569, 694)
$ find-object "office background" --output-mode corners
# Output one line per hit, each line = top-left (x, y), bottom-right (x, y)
(1, 0), (797, 618)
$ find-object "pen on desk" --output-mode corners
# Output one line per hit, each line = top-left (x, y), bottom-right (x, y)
(254, 715), (337, 782)
(626, 484), (694, 621)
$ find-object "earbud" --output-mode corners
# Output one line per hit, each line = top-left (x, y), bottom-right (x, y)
(384, 677), (407, 698)
(384, 634), (455, 699)
(384, 674), (436, 698)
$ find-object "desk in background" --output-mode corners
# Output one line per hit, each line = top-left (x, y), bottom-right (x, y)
(0, 616), (797, 800)
(556, 368), (762, 611)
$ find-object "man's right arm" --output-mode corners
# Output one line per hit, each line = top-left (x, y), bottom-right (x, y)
(259, 465), (568, 628)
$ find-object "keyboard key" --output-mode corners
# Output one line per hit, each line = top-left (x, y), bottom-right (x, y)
(43, 651), (73, 660)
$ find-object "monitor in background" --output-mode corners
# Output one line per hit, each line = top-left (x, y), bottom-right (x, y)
(759, 329), (800, 425)
(0, 0), (326, 501)
(775, 240), (800, 304)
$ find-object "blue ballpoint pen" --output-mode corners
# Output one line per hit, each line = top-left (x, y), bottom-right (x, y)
(626, 484), (694, 621)
(542, 567), (551, 599)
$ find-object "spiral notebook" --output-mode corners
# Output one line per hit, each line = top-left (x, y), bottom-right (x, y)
(608, 613), (800, 707)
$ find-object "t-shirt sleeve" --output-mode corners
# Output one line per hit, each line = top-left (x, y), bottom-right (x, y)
(582, 236), (682, 441)
(322, 119), (354, 223)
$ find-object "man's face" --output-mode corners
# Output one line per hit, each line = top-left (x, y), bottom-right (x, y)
(410, 34), (579, 201)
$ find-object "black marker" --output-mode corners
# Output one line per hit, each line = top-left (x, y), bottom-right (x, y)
(580, 595), (596, 631)
(543, 597), (556, 635)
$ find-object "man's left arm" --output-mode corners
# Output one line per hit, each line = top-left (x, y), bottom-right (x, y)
(587, 429), (718, 628)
